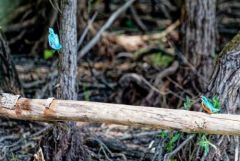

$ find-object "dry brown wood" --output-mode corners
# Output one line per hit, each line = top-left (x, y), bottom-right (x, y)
(109, 20), (180, 52)
(1, 94), (240, 135)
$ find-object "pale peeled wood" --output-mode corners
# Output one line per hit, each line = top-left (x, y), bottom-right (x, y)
(1, 97), (240, 135)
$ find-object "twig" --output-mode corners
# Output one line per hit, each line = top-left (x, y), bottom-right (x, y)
(119, 73), (166, 95)
(31, 126), (51, 138)
(139, 20), (179, 41)
(154, 61), (179, 85)
(130, 6), (147, 32)
(163, 134), (195, 161)
(9, 30), (26, 44)
(152, 138), (167, 161)
(22, 80), (46, 88)
(77, 12), (98, 49)
(200, 149), (208, 161)
(4, 17), (37, 32)
(234, 136), (239, 161)
(49, 0), (62, 13)
(119, 130), (162, 140)
(172, 44), (209, 84)
(144, 61), (183, 103)
(223, 149), (230, 161)
(140, 140), (154, 161)
(0, 134), (19, 143)
(166, 77), (194, 97)
(78, 0), (136, 60)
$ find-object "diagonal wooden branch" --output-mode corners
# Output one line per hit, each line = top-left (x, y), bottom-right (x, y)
(78, 0), (136, 60)
(1, 93), (240, 135)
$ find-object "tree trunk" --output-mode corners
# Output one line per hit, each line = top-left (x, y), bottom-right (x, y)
(58, 0), (77, 100)
(205, 33), (240, 160)
(182, 0), (216, 89)
(41, 0), (89, 160)
(208, 34), (240, 114)
(179, 0), (219, 160)
(0, 32), (22, 94)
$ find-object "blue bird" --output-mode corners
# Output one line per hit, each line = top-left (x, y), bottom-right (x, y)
(201, 96), (221, 114)
(48, 28), (62, 50)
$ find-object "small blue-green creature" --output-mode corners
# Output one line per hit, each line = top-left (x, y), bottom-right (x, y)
(201, 96), (221, 114)
(48, 28), (62, 50)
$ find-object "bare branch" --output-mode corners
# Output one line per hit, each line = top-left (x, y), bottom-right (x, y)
(1, 94), (240, 135)
(78, 0), (136, 60)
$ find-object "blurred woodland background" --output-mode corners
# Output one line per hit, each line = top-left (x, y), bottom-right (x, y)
(0, 0), (240, 161)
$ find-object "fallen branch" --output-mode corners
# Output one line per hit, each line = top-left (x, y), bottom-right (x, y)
(1, 93), (240, 135)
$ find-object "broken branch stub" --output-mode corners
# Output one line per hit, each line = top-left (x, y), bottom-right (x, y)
(0, 93), (20, 110)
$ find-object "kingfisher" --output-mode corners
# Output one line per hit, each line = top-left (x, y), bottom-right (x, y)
(48, 28), (62, 50)
(201, 96), (220, 114)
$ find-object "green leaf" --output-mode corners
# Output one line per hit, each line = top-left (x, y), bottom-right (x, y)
(159, 130), (168, 138)
(183, 96), (193, 110)
(166, 132), (181, 152)
(170, 132), (181, 144)
(198, 135), (210, 155)
(83, 83), (90, 101)
(44, 49), (55, 60)
(150, 52), (174, 67)
(211, 96), (220, 109)
(125, 19), (136, 29)
(169, 159), (177, 161)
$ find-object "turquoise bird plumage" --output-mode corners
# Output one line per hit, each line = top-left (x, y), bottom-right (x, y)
(201, 96), (220, 113)
(48, 28), (62, 50)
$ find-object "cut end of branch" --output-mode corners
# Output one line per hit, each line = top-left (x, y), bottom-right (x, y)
(0, 93), (21, 110)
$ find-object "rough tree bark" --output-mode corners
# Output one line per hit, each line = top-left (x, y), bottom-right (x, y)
(58, 0), (77, 100)
(41, 0), (89, 160)
(180, 1), (240, 156)
(0, 31), (22, 94)
(182, 0), (216, 89)
(205, 33), (240, 160)
(180, 0), (219, 160)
